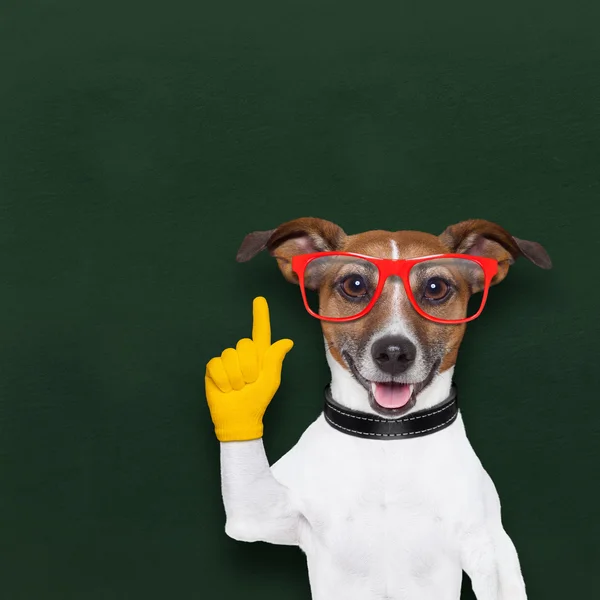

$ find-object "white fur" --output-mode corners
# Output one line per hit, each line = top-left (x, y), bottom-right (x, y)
(220, 358), (527, 599)
(389, 239), (409, 329)
(390, 238), (402, 316)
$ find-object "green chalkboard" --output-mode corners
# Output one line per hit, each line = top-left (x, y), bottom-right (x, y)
(0, 1), (598, 598)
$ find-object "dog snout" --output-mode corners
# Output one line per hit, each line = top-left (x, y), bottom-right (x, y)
(371, 335), (417, 376)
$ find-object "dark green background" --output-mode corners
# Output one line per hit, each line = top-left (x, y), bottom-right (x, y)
(1, 0), (598, 598)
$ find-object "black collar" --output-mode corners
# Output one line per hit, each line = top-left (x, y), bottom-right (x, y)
(323, 385), (459, 440)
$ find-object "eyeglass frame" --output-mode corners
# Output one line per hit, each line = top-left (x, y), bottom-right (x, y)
(290, 251), (499, 325)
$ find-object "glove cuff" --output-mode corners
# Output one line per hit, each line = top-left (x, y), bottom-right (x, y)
(215, 422), (264, 442)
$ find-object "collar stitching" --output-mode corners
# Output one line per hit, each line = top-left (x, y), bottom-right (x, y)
(325, 399), (455, 423)
(324, 412), (458, 437)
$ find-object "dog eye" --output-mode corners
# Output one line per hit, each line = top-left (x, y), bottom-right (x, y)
(339, 274), (368, 299)
(423, 277), (451, 302)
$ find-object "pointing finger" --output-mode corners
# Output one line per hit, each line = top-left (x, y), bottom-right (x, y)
(252, 296), (271, 360)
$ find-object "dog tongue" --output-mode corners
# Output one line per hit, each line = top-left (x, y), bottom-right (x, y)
(373, 382), (412, 409)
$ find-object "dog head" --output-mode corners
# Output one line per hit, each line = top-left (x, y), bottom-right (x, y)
(237, 218), (552, 415)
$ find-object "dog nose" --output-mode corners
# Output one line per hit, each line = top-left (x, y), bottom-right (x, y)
(371, 336), (417, 375)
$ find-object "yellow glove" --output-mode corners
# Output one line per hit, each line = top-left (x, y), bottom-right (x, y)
(205, 296), (294, 442)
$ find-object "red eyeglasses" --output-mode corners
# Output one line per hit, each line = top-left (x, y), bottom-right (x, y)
(291, 252), (499, 324)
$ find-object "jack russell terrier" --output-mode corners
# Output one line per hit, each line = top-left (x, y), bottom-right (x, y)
(205, 217), (552, 600)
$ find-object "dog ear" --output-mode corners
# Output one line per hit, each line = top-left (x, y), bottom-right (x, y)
(236, 217), (346, 283)
(439, 219), (552, 286)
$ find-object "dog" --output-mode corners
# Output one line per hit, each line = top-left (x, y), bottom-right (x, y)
(211, 217), (552, 600)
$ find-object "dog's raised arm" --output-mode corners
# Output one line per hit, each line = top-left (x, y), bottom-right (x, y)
(220, 439), (302, 545)
(205, 296), (302, 546)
